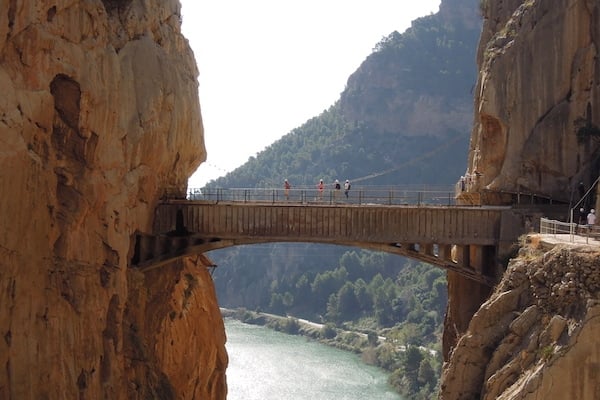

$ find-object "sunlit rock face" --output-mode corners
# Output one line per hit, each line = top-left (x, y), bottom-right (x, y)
(441, 1), (600, 398)
(465, 0), (600, 203)
(441, 238), (600, 400)
(0, 1), (227, 399)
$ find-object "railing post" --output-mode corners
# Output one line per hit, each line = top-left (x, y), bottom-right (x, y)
(388, 190), (392, 205)
(272, 189), (276, 204)
(569, 208), (574, 242)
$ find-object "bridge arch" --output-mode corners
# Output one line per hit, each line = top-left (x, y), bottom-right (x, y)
(131, 200), (520, 286)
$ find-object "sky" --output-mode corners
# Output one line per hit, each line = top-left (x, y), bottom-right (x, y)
(180, 0), (441, 188)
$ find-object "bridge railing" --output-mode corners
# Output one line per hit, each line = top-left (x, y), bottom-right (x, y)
(539, 217), (600, 244)
(187, 185), (458, 206)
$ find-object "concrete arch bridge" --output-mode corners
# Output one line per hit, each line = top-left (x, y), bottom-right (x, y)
(131, 187), (534, 286)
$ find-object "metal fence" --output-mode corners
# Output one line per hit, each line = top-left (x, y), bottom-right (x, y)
(186, 185), (459, 206)
(539, 218), (575, 235)
(539, 217), (600, 244)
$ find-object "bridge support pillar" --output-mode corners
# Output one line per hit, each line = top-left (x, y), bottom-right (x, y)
(442, 244), (493, 361)
(438, 244), (453, 263)
(455, 244), (470, 268)
(421, 243), (434, 257)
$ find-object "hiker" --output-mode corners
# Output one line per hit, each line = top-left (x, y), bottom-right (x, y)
(317, 179), (324, 200)
(344, 180), (351, 198)
(587, 209), (596, 234)
(284, 179), (291, 200)
(577, 207), (586, 233)
(334, 179), (341, 201)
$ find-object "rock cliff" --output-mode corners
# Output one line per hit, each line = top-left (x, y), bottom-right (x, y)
(465, 0), (600, 203)
(0, 1), (226, 399)
(441, 237), (600, 399)
(442, 0), (600, 398)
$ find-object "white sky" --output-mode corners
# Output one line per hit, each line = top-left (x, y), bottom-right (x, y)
(181, 0), (441, 187)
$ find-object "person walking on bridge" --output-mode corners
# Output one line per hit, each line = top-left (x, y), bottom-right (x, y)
(344, 179), (351, 198)
(284, 179), (291, 200)
(317, 179), (324, 201)
(334, 179), (341, 201)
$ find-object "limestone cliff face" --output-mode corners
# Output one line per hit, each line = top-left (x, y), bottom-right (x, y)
(466, 0), (600, 202)
(442, 1), (600, 398)
(440, 237), (600, 399)
(0, 1), (226, 399)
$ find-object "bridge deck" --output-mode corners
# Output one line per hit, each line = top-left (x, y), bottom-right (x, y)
(129, 200), (522, 285)
(153, 200), (507, 246)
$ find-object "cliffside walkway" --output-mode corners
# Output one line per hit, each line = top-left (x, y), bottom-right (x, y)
(132, 186), (530, 285)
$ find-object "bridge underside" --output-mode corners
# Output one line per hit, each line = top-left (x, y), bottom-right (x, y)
(131, 232), (497, 286)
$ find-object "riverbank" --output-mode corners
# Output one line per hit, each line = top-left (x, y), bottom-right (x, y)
(220, 307), (378, 354)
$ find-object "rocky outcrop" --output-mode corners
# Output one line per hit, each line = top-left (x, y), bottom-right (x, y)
(440, 237), (600, 399)
(465, 0), (600, 203)
(0, 1), (226, 399)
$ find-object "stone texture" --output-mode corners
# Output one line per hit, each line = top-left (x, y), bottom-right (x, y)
(440, 238), (600, 399)
(0, 1), (226, 399)
(443, 2), (600, 397)
(465, 0), (600, 203)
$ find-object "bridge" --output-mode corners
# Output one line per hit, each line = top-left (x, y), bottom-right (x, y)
(131, 186), (533, 285)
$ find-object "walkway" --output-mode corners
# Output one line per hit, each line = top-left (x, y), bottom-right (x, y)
(132, 187), (534, 285)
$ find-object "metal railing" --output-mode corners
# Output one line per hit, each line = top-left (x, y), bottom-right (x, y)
(539, 218), (575, 236)
(539, 217), (600, 244)
(186, 185), (459, 206)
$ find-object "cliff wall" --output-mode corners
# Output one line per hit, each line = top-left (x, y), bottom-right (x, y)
(441, 237), (600, 399)
(0, 1), (226, 399)
(442, 0), (600, 398)
(465, 0), (600, 203)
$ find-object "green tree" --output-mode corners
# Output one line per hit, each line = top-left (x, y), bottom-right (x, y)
(417, 359), (436, 387)
(337, 282), (359, 320)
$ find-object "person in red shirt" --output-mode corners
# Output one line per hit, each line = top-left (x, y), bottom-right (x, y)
(317, 179), (324, 201)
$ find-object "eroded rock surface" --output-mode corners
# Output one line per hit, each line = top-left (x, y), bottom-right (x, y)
(441, 237), (600, 399)
(0, 1), (226, 399)
(465, 0), (600, 203)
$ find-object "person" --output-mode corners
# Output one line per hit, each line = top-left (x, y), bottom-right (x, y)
(459, 175), (465, 191)
(344, 179), (351, 198)
(587, 208), (596, 233)
(317, 179), (324, 200)
(284, 179), (291, 200)
(334, 179), (341, 201)
(577, 207), (586, 233)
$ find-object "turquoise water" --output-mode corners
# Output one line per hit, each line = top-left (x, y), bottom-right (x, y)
(225, 319), (403, 400)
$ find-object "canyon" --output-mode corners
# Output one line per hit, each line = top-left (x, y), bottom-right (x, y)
(1, 0), (599, 399)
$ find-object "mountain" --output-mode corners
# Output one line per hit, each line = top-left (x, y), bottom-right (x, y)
(205, 0), (481, 189)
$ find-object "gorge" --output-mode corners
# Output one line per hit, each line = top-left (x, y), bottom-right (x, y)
(1, 0), (600, 399)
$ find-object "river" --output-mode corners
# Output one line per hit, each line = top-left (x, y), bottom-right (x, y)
(224, 318), (403, 400)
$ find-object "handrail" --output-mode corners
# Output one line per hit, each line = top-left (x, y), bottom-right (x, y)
(186, 185), (460, 206)
(539, 217), (600, 244)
